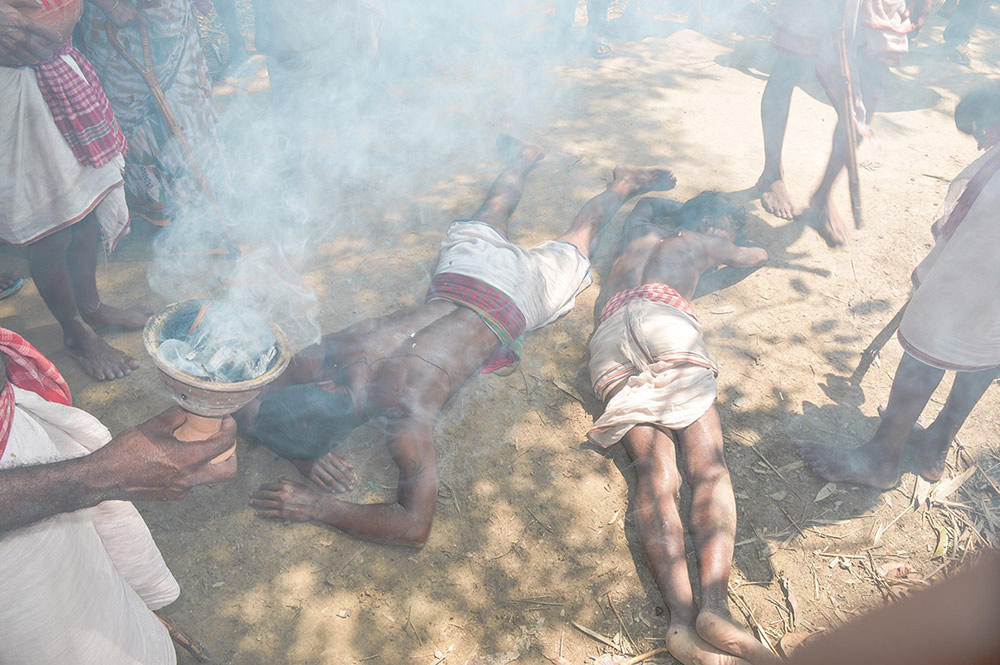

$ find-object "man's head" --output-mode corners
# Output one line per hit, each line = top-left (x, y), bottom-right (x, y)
(677, 191), (747, 239)
(955, 84), (1000, 150)
(252, 384), (355, 460)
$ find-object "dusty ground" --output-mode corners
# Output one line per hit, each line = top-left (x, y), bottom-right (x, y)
(3, 2), (1000, 664)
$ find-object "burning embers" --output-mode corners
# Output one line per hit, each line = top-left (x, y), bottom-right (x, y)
(156, 301), (279, 383)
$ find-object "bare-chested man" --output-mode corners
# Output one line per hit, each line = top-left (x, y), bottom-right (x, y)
(240, 137), (676, 547)
(756, 0), (930, 246)
(586, 192), (773, 665)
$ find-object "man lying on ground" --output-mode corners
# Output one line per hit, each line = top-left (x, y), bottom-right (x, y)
(0, 327), (237, 664)
(238, 136), (676, 547)
(798, 83), (1000, 488)
(585, 193), (773, 665)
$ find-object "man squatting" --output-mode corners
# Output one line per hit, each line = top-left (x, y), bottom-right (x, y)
(585, 193), (772, 665)
(237, 136), (677, 547)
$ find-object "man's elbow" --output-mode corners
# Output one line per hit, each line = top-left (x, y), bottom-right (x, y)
(394, 508), (433, 548)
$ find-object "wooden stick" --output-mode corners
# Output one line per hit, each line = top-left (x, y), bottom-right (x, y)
(837, 2), (863, 229)
(570, 620), (620, 651)
(186, 301), (210, 336)
(851, 300), (909, 384)
(155, 611), (212, 663)
(607, 592), (636, 653)
(621, 648), (670, 665)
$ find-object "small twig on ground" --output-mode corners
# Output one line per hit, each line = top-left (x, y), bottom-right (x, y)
(570, 620), (622, 652)
(728, 585), (777, 656)
(527, 506), (554, 534)
(779, 505), (807, 538)
(405, 605), (424, 646)
(607, 592), (636, 653)
(325, 546), (365, 578)
(440, 480), (461, 514)
(621, 648), (671, 665)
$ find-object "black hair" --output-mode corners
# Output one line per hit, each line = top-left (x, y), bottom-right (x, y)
(252, 384), (355, 460)
(677, 191), (747, 235)
(955, 83), (1000, 140)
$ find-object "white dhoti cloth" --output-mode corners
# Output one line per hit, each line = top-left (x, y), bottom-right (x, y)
(0, 388), (178, 665)
(0, 64), (128, 252)
(433, 220), (592, 332)
(898, 148), (1000, 372)
(588, 285), (718, 448)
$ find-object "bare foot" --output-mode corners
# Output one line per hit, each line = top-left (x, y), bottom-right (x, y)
(799, 197), (848, 247)
(590, 33), (612, 58)
(756, 175), (796, 220)
(81, 302), (154, 331)
(876, 406), (948, 483)
(291, 450), (355, 493)
(668, 624), (750, 665)
(66, 334), (140, 381)
(611, 165), (678, 197)
(697, 609), (780, 665)
(497, 134), (545, 170)
(797, 439), (900, 489)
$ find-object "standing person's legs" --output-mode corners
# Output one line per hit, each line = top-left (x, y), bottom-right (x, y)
(214, 0), (249, 65)
(799, 352), (944, 488)
(470, 135), (546, 238)
(556, 165), (676, 258)
(909, 365), (1000, 481)
(757, 50), (808, 220)
(622, 424), (748, 665)
(677, 406), (779, 665)
(804, 56), (887, 247)
(27, 215), (140, 380)
(944, 0), (984, 63)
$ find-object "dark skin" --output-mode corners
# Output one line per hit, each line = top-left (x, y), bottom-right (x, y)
(246, 135), (677, 547)
(594, 197), (771, 665)
(799, 114), (1000, 489)
(0, 0), (62, 67)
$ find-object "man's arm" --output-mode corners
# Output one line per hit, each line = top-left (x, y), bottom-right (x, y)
(0, 408), (237, 535)
(693, 237), (767, 299)
(251, 415), (439, 547)
(0, 0), (62, 67)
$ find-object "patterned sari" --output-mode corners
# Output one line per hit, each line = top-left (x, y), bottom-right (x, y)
(75, 0), (231, 225)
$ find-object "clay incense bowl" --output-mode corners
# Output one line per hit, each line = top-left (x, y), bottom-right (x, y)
(143, 299), (291, 445)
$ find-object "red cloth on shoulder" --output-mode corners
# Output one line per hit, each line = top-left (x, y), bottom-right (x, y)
(0, 328), (72, 460)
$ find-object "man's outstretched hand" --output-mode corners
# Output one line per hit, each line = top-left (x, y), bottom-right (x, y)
(0, 0), (62, 67)
(90, 407), (238, 501)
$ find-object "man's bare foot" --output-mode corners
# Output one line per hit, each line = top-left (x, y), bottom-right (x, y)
(799, 197), (848, 247)
(668, 624), (750, 665)
(756, 175), (796, 220)
(697, 609), (780, 665)
(81, 302), (154, 331)
(291, 450), (355, 493)
(611, 165), (677, 198)
(875, 405), (948, 483)
(66, 334), (140, 381)
(797, 439), (900, 489)
(497, 134), (545, 170)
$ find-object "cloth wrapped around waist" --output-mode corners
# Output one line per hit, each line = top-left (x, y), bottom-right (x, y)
(427, 220), (592, 373)
(587, 284), (718, 448)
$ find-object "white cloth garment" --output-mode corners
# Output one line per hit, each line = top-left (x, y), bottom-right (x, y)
(588, 297), (718, 448)
(433, 220), (593, 332)
(0, 64), (128, 252)
(0, 388), (178, 665)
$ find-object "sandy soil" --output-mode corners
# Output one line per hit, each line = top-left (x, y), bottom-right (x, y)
(3, 2), (999, 664)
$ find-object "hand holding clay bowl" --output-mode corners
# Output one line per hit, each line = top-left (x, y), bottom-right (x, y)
(144, 299), (291, 462)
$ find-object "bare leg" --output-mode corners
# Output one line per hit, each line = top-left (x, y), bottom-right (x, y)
(909, 365), (999, 481)
(677, 407), (778, 665)
(757, 51), (807, 220)
(68, 213), (152, 331)
(801, 57), (887, 247)
(622, 424), (748, 665)
(470, 135), (545, 238)
(214, 0), (249, 66)
(558, 165), (676, 258)
(27, 220), (139, 381)
(799, 353), (944, 488)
